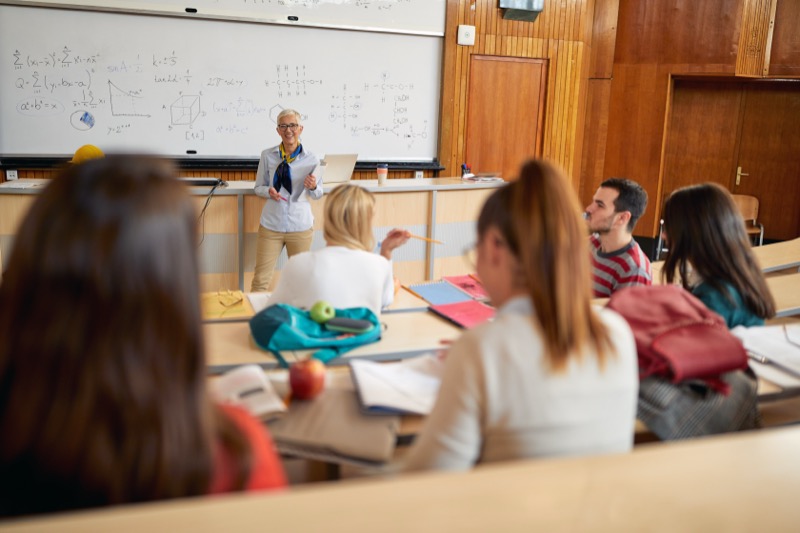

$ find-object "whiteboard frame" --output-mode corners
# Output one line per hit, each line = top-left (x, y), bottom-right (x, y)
(0, 0), (446, 37)
(0, 3), (444, 162)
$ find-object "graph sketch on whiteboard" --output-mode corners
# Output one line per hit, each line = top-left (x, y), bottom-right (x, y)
(108, 80), (150, 117)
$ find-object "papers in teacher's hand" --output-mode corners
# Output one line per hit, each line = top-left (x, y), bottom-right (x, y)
(212, 364), (287, 420)
(350, 354), (444, 416)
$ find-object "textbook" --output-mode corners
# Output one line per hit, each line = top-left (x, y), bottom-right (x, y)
(212, 364), (287, 421)
(443, 274), (489, 301)
(404, 280), (473, 306)
(429, 299), (496, 329)
(349, 355), (444, 416)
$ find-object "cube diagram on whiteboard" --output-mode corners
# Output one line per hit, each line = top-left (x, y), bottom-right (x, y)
(457, 25), (475, 46)
(171, 95), (200, 126)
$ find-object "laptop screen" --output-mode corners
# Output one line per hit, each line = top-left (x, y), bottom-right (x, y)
(321, 154), (358, 184)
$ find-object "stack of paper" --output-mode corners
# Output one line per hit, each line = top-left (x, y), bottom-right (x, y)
(732, 325), (800, 387)
(349, 354), (444, 416)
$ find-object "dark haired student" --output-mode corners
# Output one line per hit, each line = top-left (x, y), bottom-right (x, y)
(0, 157), (286, 517)
(661, 183), (775, 327)
(584, 178), (652, 297)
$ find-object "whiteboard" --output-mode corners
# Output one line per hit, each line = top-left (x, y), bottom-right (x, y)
(4, 0), (446, 36)
(0, 5), (442, 161)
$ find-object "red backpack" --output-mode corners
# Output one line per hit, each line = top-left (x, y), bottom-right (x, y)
(607, 285), (748, 392)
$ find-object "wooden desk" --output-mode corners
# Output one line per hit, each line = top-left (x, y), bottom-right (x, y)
(7, 427), (800, 532)
(651, 237), (800, 282)
(753, 237), (800, 273)
(766, 272), (800, 318)
(0, 179), (502, 291)
(204, 311), (460, 373)
(201, 289), (430, 323)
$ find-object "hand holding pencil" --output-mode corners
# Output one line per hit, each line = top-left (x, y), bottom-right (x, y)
(380, 228), (412, 260)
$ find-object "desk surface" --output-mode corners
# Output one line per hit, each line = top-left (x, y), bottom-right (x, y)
(651, 237), (800, 279)
(205, 311), (460, 373)
(7, 426), (800, 532)
(753, 237), (800, 273)
(767, 272), (800, 318)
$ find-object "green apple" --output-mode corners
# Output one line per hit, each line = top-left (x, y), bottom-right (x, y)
(309, 300), (335, 323)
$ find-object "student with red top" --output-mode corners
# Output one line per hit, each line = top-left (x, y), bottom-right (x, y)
(0, 156), (285, 518)
(584, 178), (652, 297)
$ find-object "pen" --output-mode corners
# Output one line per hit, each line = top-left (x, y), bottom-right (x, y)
(409, 234), (444, 245)
(279, 195), (288, 202)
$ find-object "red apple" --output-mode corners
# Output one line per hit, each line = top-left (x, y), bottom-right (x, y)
(289, 358), (326, 400)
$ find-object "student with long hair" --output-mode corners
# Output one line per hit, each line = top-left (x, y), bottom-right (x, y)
(0, 157), (285, 517)
(404, 160), (639, 471)
(268, 183), (409, 315)
(661, 183), (775, 328)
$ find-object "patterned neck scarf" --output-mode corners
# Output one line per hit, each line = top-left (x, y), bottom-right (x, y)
(273, 143), (303, 195)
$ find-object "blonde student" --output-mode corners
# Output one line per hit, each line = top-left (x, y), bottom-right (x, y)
(404, 160), (639, 472)
(268, 183), (409, 316)
(0, 156), (286, 517)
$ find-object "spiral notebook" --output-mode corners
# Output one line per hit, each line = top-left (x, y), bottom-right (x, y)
(404, 281), (473, 306)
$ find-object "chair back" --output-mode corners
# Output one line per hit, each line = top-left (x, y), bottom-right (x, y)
(731, 194), (759, 222)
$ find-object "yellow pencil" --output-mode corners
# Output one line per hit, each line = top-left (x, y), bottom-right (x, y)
(409, 234), (444, 245)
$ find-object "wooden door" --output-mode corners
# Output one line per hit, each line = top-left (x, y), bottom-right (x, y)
(465, 56), (547, 181)
(662, 80), (800, 240)
(735, 85), (800, 240)
(662, 81), (743, 197)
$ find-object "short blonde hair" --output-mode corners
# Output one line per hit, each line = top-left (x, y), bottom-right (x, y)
(276, 108), (301, 124)
(323, 184), (375, 252)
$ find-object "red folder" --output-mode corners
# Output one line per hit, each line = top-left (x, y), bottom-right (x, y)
(429, 300), (495, 329)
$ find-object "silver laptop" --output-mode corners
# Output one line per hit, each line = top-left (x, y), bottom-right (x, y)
(321, 154), (358, 184)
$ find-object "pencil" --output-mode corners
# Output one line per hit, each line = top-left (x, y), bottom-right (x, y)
(409, 234), (444, 245)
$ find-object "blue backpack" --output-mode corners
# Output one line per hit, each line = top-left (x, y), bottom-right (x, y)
(249, 304), (382, 367)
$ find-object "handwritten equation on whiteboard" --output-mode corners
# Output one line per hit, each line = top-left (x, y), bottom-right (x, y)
(1, 6), (442, 160)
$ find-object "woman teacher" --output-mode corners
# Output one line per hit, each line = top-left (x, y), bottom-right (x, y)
(251, 108), (322, 292)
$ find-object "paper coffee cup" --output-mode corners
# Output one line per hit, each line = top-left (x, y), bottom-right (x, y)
(377, 164), (388, 186)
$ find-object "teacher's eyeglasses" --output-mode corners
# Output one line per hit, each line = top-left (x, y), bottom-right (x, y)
(277, 123), (300, 131)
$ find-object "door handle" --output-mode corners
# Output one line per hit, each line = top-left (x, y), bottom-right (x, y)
(736, 166), (750, 186)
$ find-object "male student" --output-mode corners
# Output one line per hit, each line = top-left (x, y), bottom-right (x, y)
(584, 178), (651, 297)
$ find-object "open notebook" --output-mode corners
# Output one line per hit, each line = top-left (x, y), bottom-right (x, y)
(349, 354), (444, 416)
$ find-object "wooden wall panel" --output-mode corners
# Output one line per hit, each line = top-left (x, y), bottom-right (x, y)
(600, 0), (759, 238)
(736, 0), (778, 77)
(439, 0), (595, 188)
(614, 0), (743, 65)
(769, 0), (800, 76)
(579, 78), (611, 206)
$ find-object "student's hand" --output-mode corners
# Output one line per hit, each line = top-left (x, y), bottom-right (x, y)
(380, 229), (411, 260)
(393, 276), (401, 296)
(304, 174), (317, 190)
(268, 187), (282, 201)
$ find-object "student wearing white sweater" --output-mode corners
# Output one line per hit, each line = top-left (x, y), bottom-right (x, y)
(267, 184), (409, 316)
(404, 160), (639, 472)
